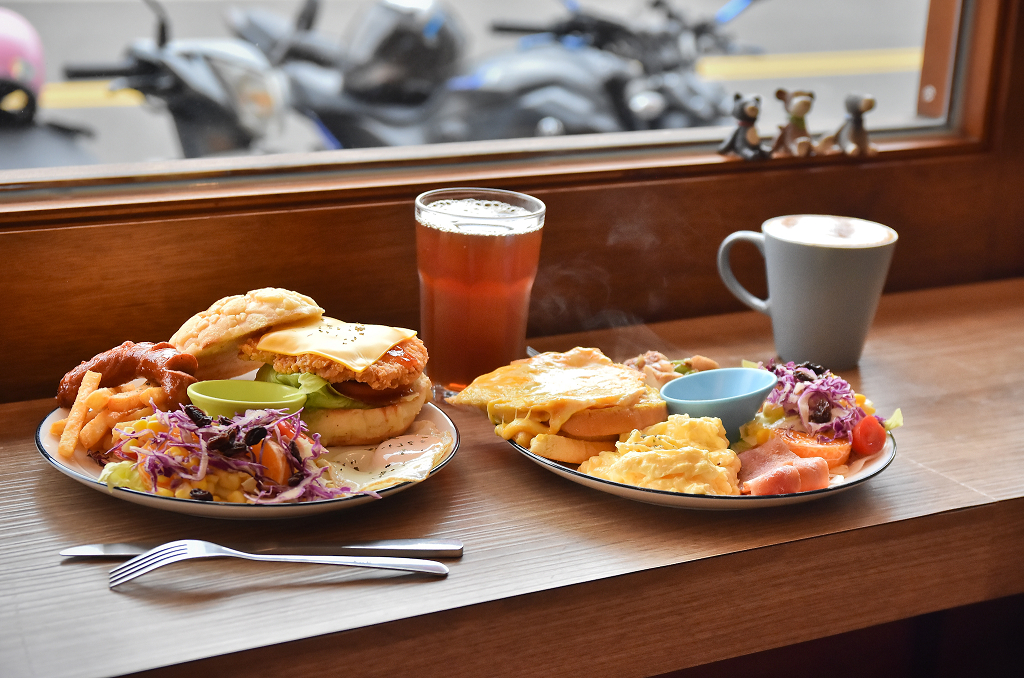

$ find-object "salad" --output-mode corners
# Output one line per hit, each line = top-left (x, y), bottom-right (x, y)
(97, 405), (368, 504)
(737, 360), (903, 469)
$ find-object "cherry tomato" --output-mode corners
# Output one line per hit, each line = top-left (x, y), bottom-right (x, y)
(852, 416), (887, 456)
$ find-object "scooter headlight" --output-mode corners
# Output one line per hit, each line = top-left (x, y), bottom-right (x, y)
(207, 57), (287, 136)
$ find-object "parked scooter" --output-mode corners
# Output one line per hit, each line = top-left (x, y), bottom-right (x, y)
(490, 0), (756, 129)
(63, 0), (289, 159)
(228, 0), (702, 148)
(1, 6), (97, 170)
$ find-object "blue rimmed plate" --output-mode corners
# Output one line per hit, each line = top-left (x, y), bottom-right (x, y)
(508, 433), (896, 509)
(37, 403), (459, 520)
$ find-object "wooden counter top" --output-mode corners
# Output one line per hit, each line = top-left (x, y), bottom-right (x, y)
(2, 279), (1022, 677)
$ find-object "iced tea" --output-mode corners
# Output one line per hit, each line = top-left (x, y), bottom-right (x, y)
(415, 189), (545, 393)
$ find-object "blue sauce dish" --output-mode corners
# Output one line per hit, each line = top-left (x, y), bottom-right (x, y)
(660, 367), (778, 443)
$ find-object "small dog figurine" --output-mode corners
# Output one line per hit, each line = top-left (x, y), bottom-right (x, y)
(771, 88), (815, 158)
(816, 94), (878, 156)
(718, 93), (769, 161)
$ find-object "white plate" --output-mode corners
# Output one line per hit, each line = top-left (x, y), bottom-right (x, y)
(509, 433), (896, 509)
(36, 403), (459, 520)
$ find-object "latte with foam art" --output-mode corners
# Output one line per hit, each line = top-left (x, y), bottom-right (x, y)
(764, 215), (897, 248)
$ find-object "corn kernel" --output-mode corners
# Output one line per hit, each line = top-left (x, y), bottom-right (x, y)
(192, 478), (208, 491)
(756, 428), (771, 445)
(212, 495), (223, 502)
(174, 485), (193, 499)
(856, 393), (876, 416)
(241, 477), (257, 493)
(219, 473), (241, 491)
(166, 446), (188, 458)
(156, 487), (174, 497)
(227, 490), (246, 504)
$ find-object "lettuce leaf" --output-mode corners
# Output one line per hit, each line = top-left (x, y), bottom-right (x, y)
(97, 461), (149, 492)
(670, 359), (695, 375)
(256, 365), (373, 410)
(883, 407), (904, 431)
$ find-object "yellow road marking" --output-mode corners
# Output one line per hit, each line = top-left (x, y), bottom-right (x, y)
(38, 80), (145, 109)
(696, 47), (923, 81)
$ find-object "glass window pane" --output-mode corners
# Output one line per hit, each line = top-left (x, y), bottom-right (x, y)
(1, 0), (942, 172)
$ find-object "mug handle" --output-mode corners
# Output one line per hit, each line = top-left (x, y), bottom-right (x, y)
(717, 231), (770, 315)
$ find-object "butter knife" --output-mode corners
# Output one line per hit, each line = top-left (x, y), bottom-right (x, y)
(61, 538), (463, 559)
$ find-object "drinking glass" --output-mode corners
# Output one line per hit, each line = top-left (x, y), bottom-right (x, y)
(415, 187), (545, 397)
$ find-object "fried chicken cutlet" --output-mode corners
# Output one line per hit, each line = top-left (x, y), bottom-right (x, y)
(239, 335), (428, 390)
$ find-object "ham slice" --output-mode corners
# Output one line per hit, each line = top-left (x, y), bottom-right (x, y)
(739, 437), (830, 495)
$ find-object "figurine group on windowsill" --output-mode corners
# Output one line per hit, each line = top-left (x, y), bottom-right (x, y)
(718, 89), (878, 161)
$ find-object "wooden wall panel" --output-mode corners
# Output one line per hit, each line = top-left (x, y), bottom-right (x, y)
(1, 0), (1022, 402)
(3, 143), (1024, 403)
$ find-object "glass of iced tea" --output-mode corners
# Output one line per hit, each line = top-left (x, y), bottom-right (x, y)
(415, 187), (545, 397)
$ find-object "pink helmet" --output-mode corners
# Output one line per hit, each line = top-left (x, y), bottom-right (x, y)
(0, 7), (45, 125)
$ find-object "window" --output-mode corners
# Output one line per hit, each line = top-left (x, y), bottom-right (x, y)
(3, 0), (961, 177)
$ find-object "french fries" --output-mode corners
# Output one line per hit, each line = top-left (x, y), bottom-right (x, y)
(59, 371), (101, 458)
(84, 387), (115, 411)
(79, 406), (155, 450)
(53, 375), (168, 458)
(49, 418), (68, 436)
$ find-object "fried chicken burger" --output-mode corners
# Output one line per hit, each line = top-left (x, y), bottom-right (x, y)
(171, 289), (431, 446)
(243, 317), (431, 445)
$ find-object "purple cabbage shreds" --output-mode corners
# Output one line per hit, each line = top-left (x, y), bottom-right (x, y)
(246, 439), (378, 504)
(112, 405), (353, 503)
(764, 360), (866, 438)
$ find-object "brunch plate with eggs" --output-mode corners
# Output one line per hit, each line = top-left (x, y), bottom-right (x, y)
(37, 403), (459, 520)
(451, 347), (901, 510)
(43, 288), (459, 519)
(508, 433), (895, 509)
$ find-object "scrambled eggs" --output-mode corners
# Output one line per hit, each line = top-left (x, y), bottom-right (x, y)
(578, 415), (741, 495)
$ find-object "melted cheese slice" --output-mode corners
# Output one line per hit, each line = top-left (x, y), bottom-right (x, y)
(256, 316), (417, 372)
(449, 347), (648, 443)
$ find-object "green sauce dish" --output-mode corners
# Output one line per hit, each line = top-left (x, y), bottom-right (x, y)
(186, 380), (306, 419)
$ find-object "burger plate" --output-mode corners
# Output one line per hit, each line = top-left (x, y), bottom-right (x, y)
(36, 403), (459, 520)
(508, 432), (896, 509)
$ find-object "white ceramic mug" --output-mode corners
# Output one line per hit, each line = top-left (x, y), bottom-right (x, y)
(717, 215), (898, 370)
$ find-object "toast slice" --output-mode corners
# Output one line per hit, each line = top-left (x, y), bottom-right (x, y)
(559, 386), (667, 438)
(528, 433), (617, 464)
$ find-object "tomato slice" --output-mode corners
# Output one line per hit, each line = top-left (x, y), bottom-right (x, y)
(333, 380), (414, 407)
(276, 420), (296, 440)
(852, 416), (887, 456)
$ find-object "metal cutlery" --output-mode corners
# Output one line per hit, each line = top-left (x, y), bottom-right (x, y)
(108, 539), (449, 588)
(63, 538), (463, 559)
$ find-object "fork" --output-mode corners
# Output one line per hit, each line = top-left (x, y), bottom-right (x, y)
(108, 539), (449, 587)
